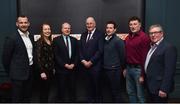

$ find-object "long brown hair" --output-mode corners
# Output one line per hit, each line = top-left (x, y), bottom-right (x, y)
(39, 23), (52, 44)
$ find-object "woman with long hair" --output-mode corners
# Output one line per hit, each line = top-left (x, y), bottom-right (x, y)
(36, 23), (55, 102)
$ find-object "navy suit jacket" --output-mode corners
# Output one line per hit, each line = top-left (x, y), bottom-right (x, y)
(146, 39), (177, 95)
(79, 29), (103, 70)
(53, 35), (79, 74)
(2, 31), (34, 80)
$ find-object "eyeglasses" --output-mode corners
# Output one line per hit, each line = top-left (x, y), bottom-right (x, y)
(149, 31), (162, 35)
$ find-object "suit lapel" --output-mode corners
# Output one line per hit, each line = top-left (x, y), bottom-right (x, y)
(59, 36), (70, 59)
(70, 37), (74, 59)
(84, 32), (88, 43)
(16, 31), (29, 55)
(147, 40), (165, 68)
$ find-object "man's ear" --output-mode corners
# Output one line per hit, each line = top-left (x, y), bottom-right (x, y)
(16, 22), (18, 27)
(28, 22), (30, 26)
(114, 28), (117, 32)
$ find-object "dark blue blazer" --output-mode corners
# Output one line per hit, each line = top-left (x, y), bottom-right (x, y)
(146, 39), (177, 95)
(79, 29), (103, 70)
(2, 31), (35, 80)
(53, 35), (79, 74)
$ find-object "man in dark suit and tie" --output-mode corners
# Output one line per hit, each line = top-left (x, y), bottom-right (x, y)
(79, 17), (103, 102)
(144, 24), (177, 102)
(2, 15), (34, 102)
(53, 22), (79, 102)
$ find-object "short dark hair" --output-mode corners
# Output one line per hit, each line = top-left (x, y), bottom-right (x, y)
(128, 16), (141, 24)
(106, 21), (117, 29)
(18, 15), (27, 18)
(16, 15), (29, 22)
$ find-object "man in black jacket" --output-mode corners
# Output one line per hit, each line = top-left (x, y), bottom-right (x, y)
(2, 15), (34, 102)
(145, 24), (177, 102)
(53, 22), (79, 102)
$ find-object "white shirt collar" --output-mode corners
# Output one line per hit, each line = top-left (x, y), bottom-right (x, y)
(89, 28), (96, 35)
(18, 29), (30, 37)
(152, 37), (164, 47)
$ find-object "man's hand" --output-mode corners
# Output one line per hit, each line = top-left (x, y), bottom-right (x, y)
(40, 72), (47, 80)
(69, 64), (75, 69)
(65, 64), (75, 70)
(86, 61), (93, 68)
(139, 76), (144, 84)
(123, 69), (126, 77)
(81, 60), (93, 69)
(159, 90), (167, 98)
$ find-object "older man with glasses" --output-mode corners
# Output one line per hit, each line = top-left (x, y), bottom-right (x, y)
(145, 24), (177, 103)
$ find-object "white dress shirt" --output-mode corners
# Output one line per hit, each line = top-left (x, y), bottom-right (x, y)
(18, 29), (33, 65)
(144, 37), (164, 72)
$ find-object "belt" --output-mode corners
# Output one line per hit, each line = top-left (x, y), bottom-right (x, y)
(127, 64), (141, 68)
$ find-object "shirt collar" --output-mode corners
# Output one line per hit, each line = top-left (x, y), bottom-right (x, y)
(62, 34), (69, 39)
(129, 30), (142, 37)
(88, 28), (96, 35)
(105, 33), (115, 41)
(18, 29), (29, 37)
(151, 37), (164, 47)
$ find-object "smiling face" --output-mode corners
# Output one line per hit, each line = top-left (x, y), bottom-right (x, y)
(129, 20), (141, 33)
(106, 24), (116, 36)
(61, 22), (71, 36)
(86, 17), (96, 32)
(16, 16), (30, 33)
(42, 24), (51, 38)
(149, 26), (163, 43)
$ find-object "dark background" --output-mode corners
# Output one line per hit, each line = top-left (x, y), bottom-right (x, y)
(17, 0), (144, 34)
(0, 0), (180, 101)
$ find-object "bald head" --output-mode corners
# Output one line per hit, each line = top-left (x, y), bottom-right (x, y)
(86, 17), (96, 32)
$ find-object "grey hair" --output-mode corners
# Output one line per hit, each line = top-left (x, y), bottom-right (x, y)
(149, 24), (163, 32)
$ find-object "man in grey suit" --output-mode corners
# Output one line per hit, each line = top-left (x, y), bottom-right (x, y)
(2, 15), (34, 102)
(144, 24), (177, 102)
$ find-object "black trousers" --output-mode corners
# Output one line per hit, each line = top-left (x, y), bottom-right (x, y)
(11, 74), (33, 102)
(56, 71), (76, 102)
(39, 71), (55, 103)
(103, 68), (123, 102)
(82, 68), (102, 102)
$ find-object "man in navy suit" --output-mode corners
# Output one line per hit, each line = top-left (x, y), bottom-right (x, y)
(2, 15), (34, 102)
(144, 24), (177, 102)
(79, 17), (103, 102)
(53, 22), (79, 102)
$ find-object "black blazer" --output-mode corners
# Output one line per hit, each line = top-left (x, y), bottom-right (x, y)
(53, 35), (79, 73)
(146, 39), (177, 95)
(2, 31), (35, 80)
(79, 29), (103, 70)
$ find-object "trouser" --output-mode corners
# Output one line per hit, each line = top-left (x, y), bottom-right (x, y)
(11, 77), (32, 102)
(126, 65), (145, 103)
(104, 68), (123, 102)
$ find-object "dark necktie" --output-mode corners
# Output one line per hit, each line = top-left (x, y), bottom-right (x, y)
(66, 36), (69, 51)
(86, 31), (92, 42)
